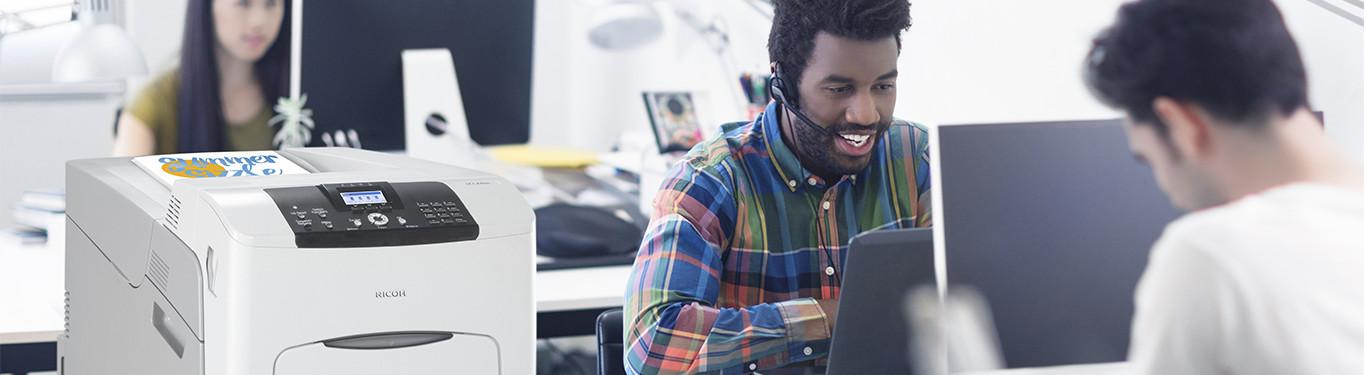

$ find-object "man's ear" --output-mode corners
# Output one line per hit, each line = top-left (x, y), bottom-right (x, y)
(1152, 97), (1213, 161)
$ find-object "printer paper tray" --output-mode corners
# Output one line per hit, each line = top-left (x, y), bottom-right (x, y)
(274, 331), (501, 374)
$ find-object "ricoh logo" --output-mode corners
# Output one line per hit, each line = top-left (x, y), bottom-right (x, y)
(375, 290), (406, 299)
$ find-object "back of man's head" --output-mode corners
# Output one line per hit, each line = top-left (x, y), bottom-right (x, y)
(1084, 0), (1309, 132)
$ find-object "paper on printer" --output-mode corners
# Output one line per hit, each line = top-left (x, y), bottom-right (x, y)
(132, 151), (311, 187)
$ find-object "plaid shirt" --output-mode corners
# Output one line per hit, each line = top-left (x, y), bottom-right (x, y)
(624, 101), (932, 374)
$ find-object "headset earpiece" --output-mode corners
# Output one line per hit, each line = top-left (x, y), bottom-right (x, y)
(771, 63), (799, 110)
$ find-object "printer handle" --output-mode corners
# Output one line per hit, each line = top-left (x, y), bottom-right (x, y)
(321, 331), (455, 350)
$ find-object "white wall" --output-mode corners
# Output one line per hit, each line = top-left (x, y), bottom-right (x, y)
(1278, 0), (1364, 161)
(897, 0), (1127, 125)
(123, 0), (188, 95)
(898, 0), (1363, 162)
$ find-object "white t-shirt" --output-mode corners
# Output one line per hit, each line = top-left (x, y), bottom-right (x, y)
(1128, 183), (1364, 375)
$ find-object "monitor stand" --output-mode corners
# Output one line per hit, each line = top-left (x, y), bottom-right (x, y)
(402, 48), (477, 168)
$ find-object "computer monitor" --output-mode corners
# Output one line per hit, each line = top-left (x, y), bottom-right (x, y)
(937, 119), (1182, 368)
(299, 0), (534, 150)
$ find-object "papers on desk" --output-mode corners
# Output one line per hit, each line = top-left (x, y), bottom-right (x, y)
(18, 190), (64, 212)
(7, 190), (65, 245)
(12, 206), (61, 231)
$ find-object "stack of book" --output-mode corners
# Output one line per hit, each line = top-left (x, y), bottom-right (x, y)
(9, 189), (65, 245)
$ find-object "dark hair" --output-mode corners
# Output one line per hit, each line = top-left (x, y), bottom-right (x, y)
(1084, 0), (1308, 132)
(178, 0), (292, 152)
(767, 0), (911, 91)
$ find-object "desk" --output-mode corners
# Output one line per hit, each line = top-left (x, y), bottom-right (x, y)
(535, 264), (633, 338)
(0, 233), (63, 375)
(958, 362), (1133, 375)
(0, 235), (63, 345)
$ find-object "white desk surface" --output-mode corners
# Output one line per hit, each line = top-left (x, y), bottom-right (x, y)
(0, 234), (63, 345)
(957, 362), (1133, 375)
(0, 231), (633, 345)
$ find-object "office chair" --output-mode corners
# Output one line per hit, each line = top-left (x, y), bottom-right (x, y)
(596, 308), (626, 375)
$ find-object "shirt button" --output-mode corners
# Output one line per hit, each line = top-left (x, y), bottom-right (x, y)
(748, 363), (757, 371)
(788, 180), (797, 188)
(803, 346), (813, 356)
(825, 266), (836, 276)
(807, 177), (818, 186)
(822, 201), (831, 210)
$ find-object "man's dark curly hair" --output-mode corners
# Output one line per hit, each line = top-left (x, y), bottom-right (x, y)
(768, 0), (912, 91)
(1084, 0), (1309, 132)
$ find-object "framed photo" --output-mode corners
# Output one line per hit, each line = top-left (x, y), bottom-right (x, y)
(642, 91), (704, 153)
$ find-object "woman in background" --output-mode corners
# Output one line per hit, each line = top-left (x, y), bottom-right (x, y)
(113, 0), (290, 156)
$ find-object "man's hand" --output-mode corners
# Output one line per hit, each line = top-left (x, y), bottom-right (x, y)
(817, 299), (840, 335)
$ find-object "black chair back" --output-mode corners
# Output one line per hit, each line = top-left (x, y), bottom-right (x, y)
(596, 308), (625, 375)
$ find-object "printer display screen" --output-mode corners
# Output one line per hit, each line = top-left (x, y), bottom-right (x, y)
(340, 190), (387, 205)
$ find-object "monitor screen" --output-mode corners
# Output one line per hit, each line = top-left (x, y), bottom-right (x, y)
(299, 0), (534, 150)
(938, 119), (1183, 368)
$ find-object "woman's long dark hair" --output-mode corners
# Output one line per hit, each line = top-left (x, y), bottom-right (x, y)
(177, 0), (292, 153)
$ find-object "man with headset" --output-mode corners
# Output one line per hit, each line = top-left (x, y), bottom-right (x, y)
(623, 0), (926, 373)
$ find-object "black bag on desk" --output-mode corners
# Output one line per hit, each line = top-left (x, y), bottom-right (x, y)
(535, 203), (643, 258)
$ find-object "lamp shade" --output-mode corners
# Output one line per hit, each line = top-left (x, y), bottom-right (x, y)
(51, 23), (146, 82)
(587, 3), (664, 51)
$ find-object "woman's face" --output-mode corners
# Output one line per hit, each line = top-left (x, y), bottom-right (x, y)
(212, 0), (284, 63)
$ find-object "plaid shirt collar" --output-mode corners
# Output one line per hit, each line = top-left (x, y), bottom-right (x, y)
(757, 101), (863, 192)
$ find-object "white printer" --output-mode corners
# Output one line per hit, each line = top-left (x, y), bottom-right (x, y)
(59, 148), (534, 374)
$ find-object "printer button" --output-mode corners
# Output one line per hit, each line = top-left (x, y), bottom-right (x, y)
(351, 218), (363, 227)
(367, 212), (390, 226)
(317, 212), (327, 219)
(417, 202), (429, 208)
(324, 222), (334, 230)
(396, 216), (408, 226)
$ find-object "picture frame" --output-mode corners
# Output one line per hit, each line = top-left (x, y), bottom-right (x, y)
(641, 91), (705, 153)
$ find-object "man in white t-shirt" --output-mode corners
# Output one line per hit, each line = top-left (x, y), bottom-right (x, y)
(1083, 0), (1364, 374)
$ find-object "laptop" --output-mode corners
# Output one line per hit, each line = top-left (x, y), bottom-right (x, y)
(826, 228), (939, 375)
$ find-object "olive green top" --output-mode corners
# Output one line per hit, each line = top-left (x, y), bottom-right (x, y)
(128, 69), (276, 154)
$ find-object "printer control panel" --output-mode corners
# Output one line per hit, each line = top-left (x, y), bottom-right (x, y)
(264, 181), (479, 248)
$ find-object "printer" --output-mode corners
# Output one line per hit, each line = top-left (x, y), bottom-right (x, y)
(58, 148), (534, 374)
